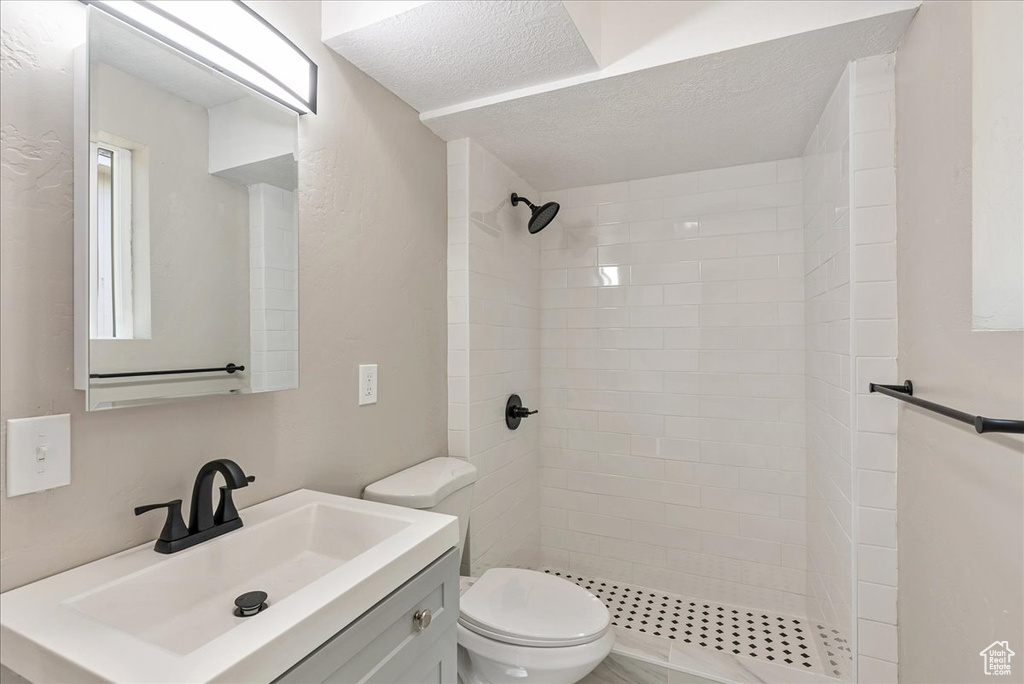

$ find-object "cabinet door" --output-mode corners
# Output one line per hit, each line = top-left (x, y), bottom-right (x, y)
(388, 628), (457, 684)
(274, 548), (459, 684)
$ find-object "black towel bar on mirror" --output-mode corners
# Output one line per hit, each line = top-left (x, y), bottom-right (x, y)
(90, 364), (245, 379)
(868, 380), (1024, 434)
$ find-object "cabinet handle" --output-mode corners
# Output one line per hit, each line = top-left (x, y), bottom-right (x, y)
(413, 609), (432, 631)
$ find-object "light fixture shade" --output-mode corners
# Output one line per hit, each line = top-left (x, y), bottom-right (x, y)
(85, 0), (317, 114)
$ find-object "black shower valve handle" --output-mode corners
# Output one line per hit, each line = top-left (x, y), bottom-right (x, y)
(505, 394), (538, 430)
(509, 406), (538, 419)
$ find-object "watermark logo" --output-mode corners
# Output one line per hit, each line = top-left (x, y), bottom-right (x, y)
(980, 641), (1015, 676)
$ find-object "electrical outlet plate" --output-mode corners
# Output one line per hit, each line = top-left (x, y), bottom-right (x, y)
(359, 364), (377, 405)
(6, 414), (71, 497)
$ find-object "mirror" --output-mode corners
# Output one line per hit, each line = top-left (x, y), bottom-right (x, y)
(75, 8), (300, 410)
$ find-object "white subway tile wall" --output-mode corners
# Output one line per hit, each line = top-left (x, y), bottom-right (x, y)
(535, 158), (808, 617)
(448, 139), (542, 576)
(802, 64), (854, 676)
(850, 54), (899, 684)
(249, 183), (299, 393)
(803, 54), (900, 684)
(449, 54), (897, 682)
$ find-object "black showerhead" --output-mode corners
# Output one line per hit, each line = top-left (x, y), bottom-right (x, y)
(511, 193), (559, 234)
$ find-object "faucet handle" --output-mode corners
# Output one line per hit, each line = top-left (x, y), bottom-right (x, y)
(134, 499), (189, 544)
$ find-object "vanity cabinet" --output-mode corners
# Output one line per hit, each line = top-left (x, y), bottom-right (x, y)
(274, 548), (459, 684)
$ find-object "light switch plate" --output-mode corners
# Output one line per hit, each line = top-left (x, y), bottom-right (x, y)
(359, 364), (377, 405)
(6, 414), (71, 497)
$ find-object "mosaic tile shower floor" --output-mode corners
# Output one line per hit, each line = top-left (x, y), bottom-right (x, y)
(544, 569), (850, 680)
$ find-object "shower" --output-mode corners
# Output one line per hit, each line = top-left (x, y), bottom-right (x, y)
(511, 192), (559, 234)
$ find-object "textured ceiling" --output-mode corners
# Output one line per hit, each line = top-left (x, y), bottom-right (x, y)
(323, 0), (598, 112)
(422, 11), (917, 190)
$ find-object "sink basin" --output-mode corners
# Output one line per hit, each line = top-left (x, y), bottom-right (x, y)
(0, 489), (458, 683)
(70, 502), (411, 655)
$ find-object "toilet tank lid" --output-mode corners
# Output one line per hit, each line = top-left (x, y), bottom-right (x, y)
(363, 457), (477, 509)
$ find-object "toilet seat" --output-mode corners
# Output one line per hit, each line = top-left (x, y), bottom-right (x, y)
(459, 568), (610, 648)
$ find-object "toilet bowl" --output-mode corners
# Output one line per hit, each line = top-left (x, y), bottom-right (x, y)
(363, 458), (613, 684)
(457, 567), (613, 684)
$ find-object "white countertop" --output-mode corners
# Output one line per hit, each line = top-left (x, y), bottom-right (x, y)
(0, 489), (458, 683)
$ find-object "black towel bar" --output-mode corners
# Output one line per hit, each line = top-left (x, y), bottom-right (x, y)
(869, 380), (1024, 434)
(90, 363), (245, 379)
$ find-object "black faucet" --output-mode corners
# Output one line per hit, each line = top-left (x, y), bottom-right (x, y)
(135, 459), (254, 554)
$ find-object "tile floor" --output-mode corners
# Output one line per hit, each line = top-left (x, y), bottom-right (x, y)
(546, 570), (848, 684)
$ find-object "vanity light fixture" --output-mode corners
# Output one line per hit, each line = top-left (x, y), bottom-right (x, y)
(82, 0), (317, 114)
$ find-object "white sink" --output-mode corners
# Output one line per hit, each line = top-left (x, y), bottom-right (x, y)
(0, 489), (459, 683)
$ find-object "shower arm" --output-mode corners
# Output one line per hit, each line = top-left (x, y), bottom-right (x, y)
(510, 193), (536, 209)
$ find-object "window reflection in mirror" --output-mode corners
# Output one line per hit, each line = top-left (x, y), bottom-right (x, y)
(94, 146), (118, 337)
(91, 140), (145, 340)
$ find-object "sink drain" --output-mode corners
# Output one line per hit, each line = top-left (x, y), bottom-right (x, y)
(234, 590), (268, 617)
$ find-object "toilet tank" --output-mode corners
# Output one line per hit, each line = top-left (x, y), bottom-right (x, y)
(362, 457), (477, 558)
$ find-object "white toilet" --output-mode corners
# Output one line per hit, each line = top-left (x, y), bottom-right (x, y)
(363, 457), (614, 684)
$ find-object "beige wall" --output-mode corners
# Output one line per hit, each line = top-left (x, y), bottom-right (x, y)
(895, 2), (1024, 682)
(0, 0), (448, 591)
